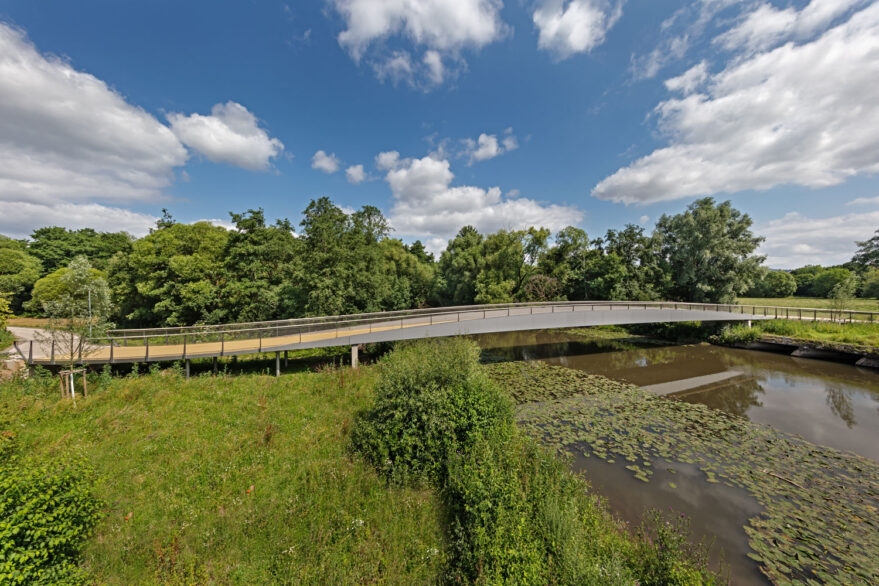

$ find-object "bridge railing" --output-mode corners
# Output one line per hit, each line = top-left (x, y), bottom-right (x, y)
(91, 300), (766, 350)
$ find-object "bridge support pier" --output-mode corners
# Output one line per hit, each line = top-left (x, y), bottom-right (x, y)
(212, 357), (218, 376)
(284, 350), (288, 367)
(185, 359), (190, 379)
(747, 320), (752, 328)
(351, 345), (359, 369)
(275, 352), (280, 377)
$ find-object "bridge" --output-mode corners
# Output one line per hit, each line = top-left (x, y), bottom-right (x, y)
(15, 301), (771, 375)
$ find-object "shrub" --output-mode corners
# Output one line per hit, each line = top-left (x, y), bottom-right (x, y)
(860, 269), (879, 298)
(0, 436), (103, 585)
(710, 324), (762, 345)
(811, 268), (853, 298)
(630, 510), (713, 586)
(349, 338), (511, 484)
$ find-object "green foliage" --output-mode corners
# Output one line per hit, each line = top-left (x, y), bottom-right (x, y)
(0, 246), (42, 312)
(811, 267), (853, 298)
(630, 510), (712, 586)
(349, 339), (511, 484)
(25, 266), (107, 315)
(860, 269), (879, 298)
(351, 339), (717, 585)
(748, 270), (796, 297)
(0, 295), (11, 330)
(28, 227), (133, 274)
(853, 229), (879, 268)
(0, 435), (103, 585)
(709, 324), (762, 345)
(108, 220), (229, 327)
(655, 197), (764, 303)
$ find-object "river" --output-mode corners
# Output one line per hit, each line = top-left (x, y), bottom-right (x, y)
(474, 329), (879, 584)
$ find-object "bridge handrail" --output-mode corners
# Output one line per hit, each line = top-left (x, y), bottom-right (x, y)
(92, 300), (777, 346)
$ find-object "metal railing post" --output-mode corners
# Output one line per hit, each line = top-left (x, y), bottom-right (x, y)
(28, 341), (32, 364)
(51, 340), (55, 365)
(183, 335), (187, 359)
(110, 340), (114, 364)
(145, 338), (149, 362)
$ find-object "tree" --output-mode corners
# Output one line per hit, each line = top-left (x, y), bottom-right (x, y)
(28, 226), (134, 273)
(853, 230), (879, 267)
(108, 221), (228, 327)
(811, 268), (853, 298)
(0, 240), (42, 312)
(860, 269), (879, 298)
(750, 271), (797, 298)
(25, 265), (107, 314)
(539, 227), (592, 300)
(220, 209), (301, 322)
(829, 276), (858, 320)
(40, 256), (113, 366)
(437, 226), (484, 305)
(654, 198), (764, 303)
(379, 239), (435, 309)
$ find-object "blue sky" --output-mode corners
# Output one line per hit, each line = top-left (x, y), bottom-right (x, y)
(1, 0), (878, 268)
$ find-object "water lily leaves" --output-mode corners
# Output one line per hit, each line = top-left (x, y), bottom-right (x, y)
(488, 360), (879, 585)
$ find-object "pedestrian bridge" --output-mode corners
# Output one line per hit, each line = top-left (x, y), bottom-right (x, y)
(19, 301), (769, 368)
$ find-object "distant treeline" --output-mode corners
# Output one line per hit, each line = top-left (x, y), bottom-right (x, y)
(1, 196), (875, 328)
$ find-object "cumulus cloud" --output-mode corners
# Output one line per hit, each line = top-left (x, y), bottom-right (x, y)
(330, 0), (507, 87)
(0, 201), (157, 239)
(167, 102), (284, 171)
(379, 153), (582, 247)
(461, 128), (519, 164)
(533, 0), (623, 59)
(312, 150), (341, 174)
(758, 210), (879, 268)
(0, 23), (188, 205)
(593, 3), (879, 204)
(346, 164), (367, 184)
(663, 60), (707, 94)
(639, 215), (650, 225)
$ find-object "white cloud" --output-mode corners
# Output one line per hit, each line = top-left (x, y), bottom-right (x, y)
(0, 201), (157, 239)
(376, 150), (401, 170)
(758, 210), (879, 268)
(167, 101), (284, 171)
(639, 215), (650, 225)
(346, 164), (367, 184)
(533, 0), (623, 59)
(462, 129), (519, 164)
(330, 0), (507, 87)
(0, 23), (188, 205)
(847, 195), (879, 206)
(663, 60), (707, 94)
(593, 3), (879, 204)
(716, 0), (865, 53)
(630, 34), (689, 79)
(195, 218), (236, 231)
(380, 153), (582, 246)
(311, 150), (341, 174)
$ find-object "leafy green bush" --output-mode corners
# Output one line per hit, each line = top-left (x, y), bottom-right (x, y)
(630, 510), (713, 586)
(0, 434), (103, 585)
(350, 338), (511, 484)
(709, 324), (762, 345)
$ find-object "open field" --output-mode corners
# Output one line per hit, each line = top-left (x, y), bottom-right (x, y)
(7, 317), (52, 327)
(0, 367), (444, 584)
(739, 297), (879, 312)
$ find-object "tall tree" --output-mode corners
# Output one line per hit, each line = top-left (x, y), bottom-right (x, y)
(436, 226), (484, 306)
(654, 198), (764, 303)
(28, 227), (134, 273)
(853, 230), (879, 268)
(108, 221), (228, 327)
(220, 209), (301, 322)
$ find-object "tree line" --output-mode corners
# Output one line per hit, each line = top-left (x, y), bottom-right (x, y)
(1, 196), (874, 330)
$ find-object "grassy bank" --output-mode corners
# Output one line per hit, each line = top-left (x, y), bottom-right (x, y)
(717, 319), (879, 349)
(491, 361), (879, 584)
(0, 367), (444, 584)
(738, 297), (879, 312)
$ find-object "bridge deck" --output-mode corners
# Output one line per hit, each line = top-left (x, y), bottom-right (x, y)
(18, 301), (771, 366)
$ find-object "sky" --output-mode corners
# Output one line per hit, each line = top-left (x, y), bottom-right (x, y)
(0, 0), (878, 268)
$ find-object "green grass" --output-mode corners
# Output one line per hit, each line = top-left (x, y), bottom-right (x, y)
(0, 367), (444, 584)
(0, 328), (13, 351)
(755, 319), (879, 348)
(738, 296), (879, 312)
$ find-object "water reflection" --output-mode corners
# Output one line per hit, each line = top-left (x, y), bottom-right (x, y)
(475, 331), (879, 461)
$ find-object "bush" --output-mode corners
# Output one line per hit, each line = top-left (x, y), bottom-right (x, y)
(860, 269), (879, 298)
(710, 324), (762, 345)
(0, 434), (103, 585)
(761, 271), (796, 297)
(349, 338), (511, 485)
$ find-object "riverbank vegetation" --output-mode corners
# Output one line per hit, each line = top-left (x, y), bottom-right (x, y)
(491, 361), (879, 584)
(0, 365), (445, 584)
(716, 320), (879, 349)
(739, 296), (879, 311)
(350, 338), (717, 584)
